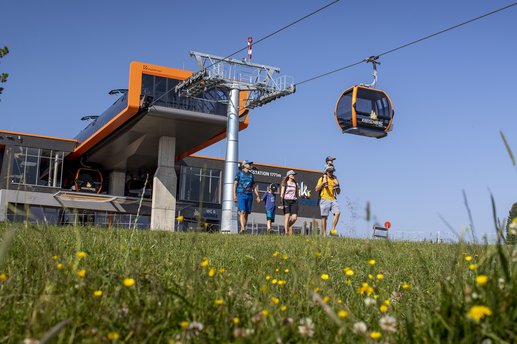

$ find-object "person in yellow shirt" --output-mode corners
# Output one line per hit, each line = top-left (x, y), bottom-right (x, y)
(315, 166), (341, 235)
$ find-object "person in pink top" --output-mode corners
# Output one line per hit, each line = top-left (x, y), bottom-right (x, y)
(280, 170), (299, 236)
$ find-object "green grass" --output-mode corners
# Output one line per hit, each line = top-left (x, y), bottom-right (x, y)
(0, 224), (515, 343)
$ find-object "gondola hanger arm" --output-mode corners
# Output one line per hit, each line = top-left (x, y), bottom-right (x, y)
(362, 56), (380, 88)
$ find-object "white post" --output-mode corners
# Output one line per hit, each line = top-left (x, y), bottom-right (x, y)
(220, 88), (240, 233)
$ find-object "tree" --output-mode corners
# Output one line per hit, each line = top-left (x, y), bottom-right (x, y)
(0, 46), (9, 98)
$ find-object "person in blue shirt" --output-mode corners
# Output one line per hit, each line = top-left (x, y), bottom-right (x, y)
(261, 184), (277, 233)
(233, 160), (260, 233)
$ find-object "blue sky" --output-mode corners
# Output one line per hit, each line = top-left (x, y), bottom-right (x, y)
(1, 0), (516, 241)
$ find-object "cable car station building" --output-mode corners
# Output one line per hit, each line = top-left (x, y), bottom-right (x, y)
(0, 62), (321, 233)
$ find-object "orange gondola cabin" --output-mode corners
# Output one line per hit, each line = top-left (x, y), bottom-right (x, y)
(334, 85), (394, 139)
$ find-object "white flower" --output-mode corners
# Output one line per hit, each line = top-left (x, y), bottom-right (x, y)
(353, 321), (368, 334)
(472, 292), (480, 300)
(498, 278), (505, 290)
(379, 315), (397, 333)
(364, 297), (376, 306)
(298, 318), (315, 337)
(233, 328), (254, 338)
(187, 321), (204, 337)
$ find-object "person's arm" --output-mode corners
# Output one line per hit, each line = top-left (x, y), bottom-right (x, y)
(315, 177), (325, 193)
(280, 185), (286, 200)
(254, 184), (260, 202)
(233, 180), (238, 203)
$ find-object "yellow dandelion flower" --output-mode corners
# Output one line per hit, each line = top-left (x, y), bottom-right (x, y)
(275, 268), (280, 272)
(52, 255), (59, 261)
(321, 273), (329, 280)
(219, 267), (225, 273)
(338, 299), (343, 304)
(469, 264), (477, 271)
(383, 299), (390, 306)
(77, 269), (86, 278)
(313, 287), (320, 293)
(476, 275), (488, 287)
(278, 280), (287, 286)
(215, 299), (224, 305)
(370, 331), (382, 340)
(467, 305), (492, 321)
(107, 331), (120, 340)
(284, 268), (289, 273)
(56, 263), (64, 270)
(208, 267), (216, 277)
(180, 321), (189, 329)
(266, 275), (271, 280)
(271, 296), (280, 305)
(346, 269), (354, 276)
(358, 282), (374, 295)
(76, 251), (87, 259)
(93, 290), (103, 297)
(283, 255), (289, 260)
(280, 305), (287, 312)
(330, 229), (337, 236)
(465, 255), (473, 262)
(380, 304), (389, 313)
(200, 258), (209, 268)
(338, 310), (348, 318)
(368, 274), (374, 279)
(376, 274), (384, 280)
(233, 317), (240, 325)
(261, 309), (269, 317)
(322, 296), (330, 303)
(123, 278), (135, 287)
(0, 273), (8, 282)
(272, 279), (278, 284)
(402, 282), (410, 289)
(272, 251), (280, 257)
(342, 267), (350, 273)
(373, 294), (379, 299)
(314, 252), (321, 257)
(368, 259), (376, 266)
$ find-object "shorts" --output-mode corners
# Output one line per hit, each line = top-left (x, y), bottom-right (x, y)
(266, 210), (275, 222)
(320, 199), (340, 217)
(237, 193), (253, 214)
(283, 199), (298, 215)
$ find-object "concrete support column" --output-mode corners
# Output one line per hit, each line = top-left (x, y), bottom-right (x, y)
(151, 136), (177, 231)
(109, 171), (126, 196)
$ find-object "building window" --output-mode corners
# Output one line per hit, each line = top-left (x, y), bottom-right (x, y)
(179, 166), (222, 204)
(11, 147), (65, 187)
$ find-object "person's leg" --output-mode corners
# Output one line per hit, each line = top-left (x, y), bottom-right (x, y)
(289, 201), (299, 235)
(239, 212), (247, 233)
(239, 194), (252, 233)
(284, 212), (290, 235)
(319, 200), (330, 236)
(321, 216), (328, 235)
(330, 201), (341, 232)
(243, 212), (249, 231)
(331, 212), (340, 231)
(266, 217), (271, 231)
(289, 214), (298, 229)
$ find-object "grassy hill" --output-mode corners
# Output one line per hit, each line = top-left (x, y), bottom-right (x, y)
(0, 224), (515, 343)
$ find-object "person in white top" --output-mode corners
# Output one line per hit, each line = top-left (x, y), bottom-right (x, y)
(280, 170), (299, 236)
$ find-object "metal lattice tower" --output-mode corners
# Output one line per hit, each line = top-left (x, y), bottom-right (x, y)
(175, 51), (296, 233)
